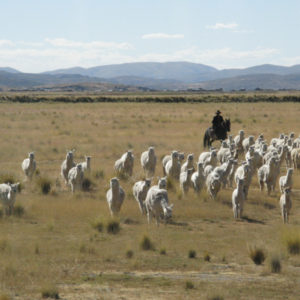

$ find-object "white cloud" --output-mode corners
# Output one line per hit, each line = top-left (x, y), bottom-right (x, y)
(0, 39), (15, 47)
(142, 33), (184, 39)
(206, 22), (238, 30)
(44, 38), (133, 50)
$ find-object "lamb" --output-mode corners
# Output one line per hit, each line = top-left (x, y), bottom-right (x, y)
(79, 156), (91, 173)
(234, 130), (245, 154)
(114, 150), (134, 176)
(206, 171), (221, 200)
(180, 154), (194, 173)
(217, 158), (235, 188)
(228, 159), (239, 188)
(257, 156), (278, 194)
(291, 148), (300, 169)
(242, 135), (255, 152)
(165, 151), (181, 180)
(144, 188), (173, 225)
(0, 183), (20, 216)
(133, 179), (151, 214)
(21, 152), (36, 180)
(279, 168), (293, 193)
(179, 168), (194, 194)
(61, 150), (76, 185)
(106, 177), (125, 216)
(280, 188), (292, 224)
(232, 178), (245, 219)
(141, 146), (157, 177)
(68, 164), (84, 193)
(199, 149), (218, 168)
(191, 162), (205, 193)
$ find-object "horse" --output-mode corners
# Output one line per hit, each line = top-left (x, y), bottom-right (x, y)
(203, 119), (231, 148)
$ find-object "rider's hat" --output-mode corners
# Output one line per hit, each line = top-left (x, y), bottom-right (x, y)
(216, 110), (221, 114)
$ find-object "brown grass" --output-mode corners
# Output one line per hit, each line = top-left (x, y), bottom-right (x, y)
(0, 100), (299, 298)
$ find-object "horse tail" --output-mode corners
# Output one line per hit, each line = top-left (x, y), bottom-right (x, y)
(203, 131), (208, 148)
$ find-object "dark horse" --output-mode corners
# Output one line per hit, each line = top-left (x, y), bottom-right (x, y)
(203, 119), (231, 147)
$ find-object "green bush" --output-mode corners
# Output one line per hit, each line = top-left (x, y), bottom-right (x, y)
(13, 204), (25, 217)
(126, 250), (134, 259)
(188, 250), (196, 259)
(248, 246), (266, 265)
(270, 256), (281, 273)
(106, 220), (120, 234)
(41, 285), (59, 299)
(140, 235), (155, 251)
(185, 281), (194, 290)
(36, 177), (52, 194)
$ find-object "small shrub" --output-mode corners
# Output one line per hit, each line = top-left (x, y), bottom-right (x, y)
(35, 244), (40, 255)
(166, 177), (175, 191)
(0, 239), (9, 252)
(82, 177), (93, 191)
(0, 173), (17, 184)
(126, 250), (134, 258)
(270, 256), (281, 273)
(248, 246), (266, 265)
(106, 220), (120, 234)
(93, 169), (104, 179)
(91, 219), (103, 232)
(140, 235), (155, 251)
(36, 177), (52, 194)
(160, 248), (167, 255)
(41, 285), (59, 299)
(208, 296), (224, 300)
(13, 204), (25, 217)
(188, 250), (196, 259)
(185, 281), (194, 290)
(204, 252), (211, 262)
(286, 236), (300, 255)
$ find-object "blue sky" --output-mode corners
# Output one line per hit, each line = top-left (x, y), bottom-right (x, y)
(0, 0), (299, 72)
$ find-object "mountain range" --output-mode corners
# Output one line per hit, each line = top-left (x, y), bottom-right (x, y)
(2, 62), (300, 91)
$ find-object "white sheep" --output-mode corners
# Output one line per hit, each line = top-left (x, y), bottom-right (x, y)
(21, 152), (36, 180)
(79, 156), (91, 173)
(141, 146), (157, 177)
(279, 168), (293, 193)
(204, 165), (214, 178)
(257, 156), (278, 194)
(280, 188), (292, 224)
(191, 162), (205, 194)
(234, 130), (245, 154)
(61, 150), (75, 185)
(165, 151), (181, 180)
(180, 154), (194, 173)
(179, 168), (194, 194)
(133, 179), (151, 214)
(228, 159), (239, 188)
(114, 150), (134, 176)
(246, 146), (263, 171)
(0, 183), (20, 216)
(242, 135), (255, 152)
(106, 177), (125, 216)
(291, 148), (300, 169)
(68, 164), (84, 193)
(232, 178), (245, 219)
(213, 158), (234, 188)
(199, 149), (218, 168)
(206, 171), (221, 200)
(144, 188), (173, 225)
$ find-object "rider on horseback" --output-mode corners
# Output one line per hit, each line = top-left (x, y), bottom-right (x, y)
(212, 110), (224, 139)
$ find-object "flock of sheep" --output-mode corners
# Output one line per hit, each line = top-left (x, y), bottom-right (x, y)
(0, 130), (299, 225)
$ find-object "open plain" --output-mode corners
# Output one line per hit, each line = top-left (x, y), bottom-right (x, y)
(0, 100), (300, 299)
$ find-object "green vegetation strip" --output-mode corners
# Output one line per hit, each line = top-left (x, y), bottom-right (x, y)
(1, 94), (300, 103)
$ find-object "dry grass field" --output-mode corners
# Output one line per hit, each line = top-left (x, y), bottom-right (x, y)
(0, 101), (300, 299)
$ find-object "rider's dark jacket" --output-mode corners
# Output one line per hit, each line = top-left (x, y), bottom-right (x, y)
(212, 114), (224, 129)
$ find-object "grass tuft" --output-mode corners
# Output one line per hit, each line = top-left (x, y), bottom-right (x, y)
(0, 294), (11, 300)
(185, 281), (194, 290)
(91, 219), (104, 232)
(93, 169), (105, 179)
(140, 235), (155, 251)
(270, 255), (281, 273)
(82, 177), (94, 191)
(126, 249), (134, 259)
(204, 252), (211, 262)
(248, 246), (266, 265)
(188, 250), (196, 259)
(207, 296), (224, 300)
(283, 231), (300, 255)
(41, 285), (59, 299)
(106, 219), (120, 234)
(36, 176), (52, 194)
(160, 248), (167, 255)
